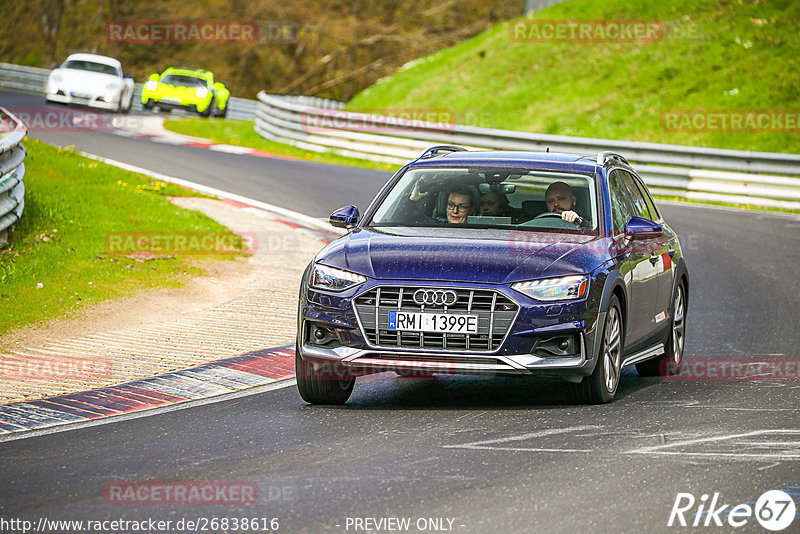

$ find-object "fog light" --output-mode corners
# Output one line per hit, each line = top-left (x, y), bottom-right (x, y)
(314, 328), (326, 340)
(531, 334), (579, 358)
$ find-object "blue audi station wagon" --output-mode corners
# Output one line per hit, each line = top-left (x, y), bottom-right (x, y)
(296, 147), (689, 404)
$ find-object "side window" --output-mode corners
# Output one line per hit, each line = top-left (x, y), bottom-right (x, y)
(632, 174), (661, 221)
(608, 171), (634, 234)
(618, 170), (651, 220)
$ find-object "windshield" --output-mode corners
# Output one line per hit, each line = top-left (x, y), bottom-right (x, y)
(368, 167), (598, 234)
(160, 74), (208, 88)
(62, 60), (119, 76)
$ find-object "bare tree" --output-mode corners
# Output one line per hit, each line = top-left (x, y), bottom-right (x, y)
(39, 0), (72, 63)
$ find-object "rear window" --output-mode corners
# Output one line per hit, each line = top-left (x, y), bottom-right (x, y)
(160, 74), (207, 88)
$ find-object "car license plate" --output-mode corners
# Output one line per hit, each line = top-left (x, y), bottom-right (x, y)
(388, 311), (478, 334)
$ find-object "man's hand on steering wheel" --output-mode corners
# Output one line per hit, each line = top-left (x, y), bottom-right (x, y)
(559, 210), (582, 224)
(534, 211), (582, 225)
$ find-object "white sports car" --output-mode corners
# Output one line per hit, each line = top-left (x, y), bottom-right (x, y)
(46, 53), (135, 113)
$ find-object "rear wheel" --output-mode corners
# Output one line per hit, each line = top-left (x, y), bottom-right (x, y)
(571, 296), (623, 404)
(295, 344), (355, 405)
(143, 99), (154, 110)
(637, 282), (686, 376)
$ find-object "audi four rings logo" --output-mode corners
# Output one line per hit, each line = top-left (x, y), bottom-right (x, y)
(413, 289), (458, 306)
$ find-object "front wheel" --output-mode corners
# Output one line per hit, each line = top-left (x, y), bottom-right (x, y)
(295, 345), (355, 404)
(637, 282), (686, 377)
(199, 98), (214, 117)
(121, 91), (132, 114)
(571, 296), (623, 404)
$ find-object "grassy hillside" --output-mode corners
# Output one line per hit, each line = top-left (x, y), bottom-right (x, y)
(347, 0), (800, 154)
(0, 0), (522, 101)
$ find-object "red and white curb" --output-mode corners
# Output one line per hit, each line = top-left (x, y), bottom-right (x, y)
(0, 345), (296, 438)
(0, 147), (344, 440)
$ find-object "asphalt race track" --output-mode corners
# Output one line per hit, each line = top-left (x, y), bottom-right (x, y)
(2, 89), (799, 533)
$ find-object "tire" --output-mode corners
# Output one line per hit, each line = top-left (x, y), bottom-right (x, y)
(122, 91), (132, 114)
(637, 281), (686, 377)
(143, 99), (154, 110)
(295, 344), (355, 405)
(200, 98), (213, 117)
(570, 295), (623, 404)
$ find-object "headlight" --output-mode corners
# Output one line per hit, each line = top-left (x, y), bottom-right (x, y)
(310, 264), (366, 292)
(512, 275), (589, 301)
(195, 87), (209, 99)
(105, 82), (119, 90)
(145, 80), (158, 91)
(50, 72), (62, 83)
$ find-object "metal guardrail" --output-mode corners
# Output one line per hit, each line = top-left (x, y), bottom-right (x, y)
(0, 62), (256, 121)
(0, 108), (27, 242)
(255, 91), (800, 209)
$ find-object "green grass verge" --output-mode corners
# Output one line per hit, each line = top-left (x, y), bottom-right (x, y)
(347, 0), (800, 154)
(162, 118), (401, 173)
(0, 139), (248, 339)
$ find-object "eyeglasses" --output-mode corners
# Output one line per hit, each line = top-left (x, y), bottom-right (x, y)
(447, 202), (472, 213)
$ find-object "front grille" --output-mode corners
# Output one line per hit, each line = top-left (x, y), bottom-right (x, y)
(354, 286), (518, 352)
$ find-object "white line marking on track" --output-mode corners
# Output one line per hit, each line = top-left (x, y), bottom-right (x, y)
(76, 151), (344, 236)
(625, 429), (800, 461)
(443, 425), (600, 452)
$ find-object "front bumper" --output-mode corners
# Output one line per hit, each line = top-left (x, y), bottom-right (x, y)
(143, 93), (210, 113)
(46, 90), (119, 110)
(299, 280), (604, 381)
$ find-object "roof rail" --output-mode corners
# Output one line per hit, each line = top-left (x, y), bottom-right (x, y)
(596, 151), (629, 166)
(419, 145), (468, 159)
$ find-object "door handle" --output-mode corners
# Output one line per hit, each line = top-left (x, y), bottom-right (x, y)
(649, 254), (659, 265)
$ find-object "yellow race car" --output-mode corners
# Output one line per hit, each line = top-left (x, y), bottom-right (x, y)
(142, 67), (230, 117)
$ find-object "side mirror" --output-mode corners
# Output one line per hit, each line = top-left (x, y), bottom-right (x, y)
(625, 216), (662, 240)
(213, 82), (226, 91)
(50, 63), (60, 70)
(330, 205), (359, 229)
(148, 73), (159, 81)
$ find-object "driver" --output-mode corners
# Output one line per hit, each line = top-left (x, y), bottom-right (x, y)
(545, 181), (587, 226)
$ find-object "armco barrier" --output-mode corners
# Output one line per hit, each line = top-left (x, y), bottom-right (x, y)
(0, 108), (27, 242)
(0, 62), (256, 121)
(254, 91), (800, 209)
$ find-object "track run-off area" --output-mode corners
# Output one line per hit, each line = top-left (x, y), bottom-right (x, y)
(1, 90), (799, 533)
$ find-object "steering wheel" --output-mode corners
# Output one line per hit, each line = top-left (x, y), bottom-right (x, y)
(533, 212), (568, 220)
